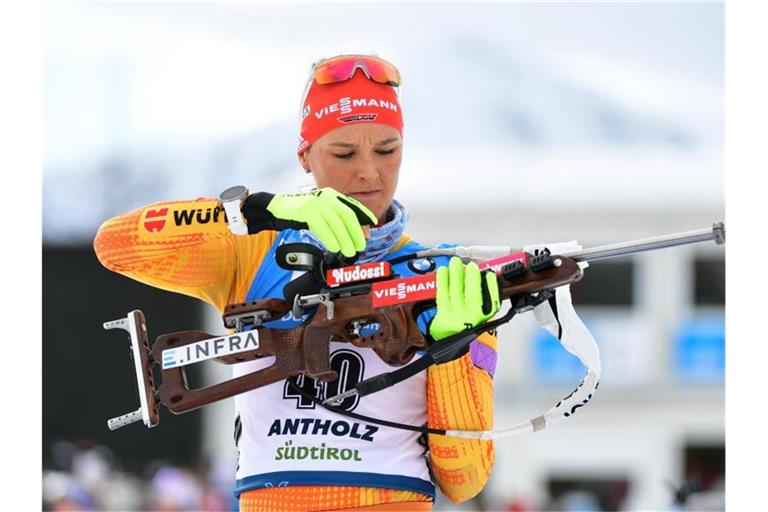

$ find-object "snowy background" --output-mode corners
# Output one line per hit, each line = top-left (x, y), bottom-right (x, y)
(43, 3), (725, 511)
(43, 2), (723, 242)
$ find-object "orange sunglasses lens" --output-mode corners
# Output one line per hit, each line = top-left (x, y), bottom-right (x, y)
(313, 56), (401, 87)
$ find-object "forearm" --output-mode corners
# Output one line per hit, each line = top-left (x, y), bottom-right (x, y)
(426, 332), (496, 503)
(93, 197), (250, 309)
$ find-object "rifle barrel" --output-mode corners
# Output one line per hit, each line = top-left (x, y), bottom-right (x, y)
(564, 222), (724, 263)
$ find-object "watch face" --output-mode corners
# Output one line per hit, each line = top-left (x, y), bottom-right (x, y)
(219, 185), (248, 202)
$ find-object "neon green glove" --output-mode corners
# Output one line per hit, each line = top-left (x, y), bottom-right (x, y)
(267, 188), (378, 257)
(429, 257), (501, 341)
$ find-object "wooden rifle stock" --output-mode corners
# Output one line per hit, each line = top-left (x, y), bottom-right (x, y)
(148, 251), (583, 415)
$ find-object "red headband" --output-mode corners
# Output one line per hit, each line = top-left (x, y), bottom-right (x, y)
(298, 71), (403, 154)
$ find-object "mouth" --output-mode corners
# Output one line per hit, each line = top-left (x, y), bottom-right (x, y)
(348, 190), (380, 199)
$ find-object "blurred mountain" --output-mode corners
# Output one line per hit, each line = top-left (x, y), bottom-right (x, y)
(401, 36), (721, 149)
(43, 27), (722, 243)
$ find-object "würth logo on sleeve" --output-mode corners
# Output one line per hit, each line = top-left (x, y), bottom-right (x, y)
(371, 274), (436, 307)
(143, 208), (169, 233)
(326, 262), (391, 287)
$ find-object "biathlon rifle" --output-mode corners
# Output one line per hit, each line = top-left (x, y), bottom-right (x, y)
(103, 192), (724, 437)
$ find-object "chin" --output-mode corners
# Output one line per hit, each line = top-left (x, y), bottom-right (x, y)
(373, 203), (391, 224)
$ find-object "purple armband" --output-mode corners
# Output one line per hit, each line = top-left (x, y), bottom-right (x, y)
(469, 340), (497, 378)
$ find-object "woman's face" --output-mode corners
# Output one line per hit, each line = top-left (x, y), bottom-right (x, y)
(298, 123), (402, 224)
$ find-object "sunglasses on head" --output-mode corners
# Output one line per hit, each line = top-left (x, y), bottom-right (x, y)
(301, 55), (401, 108)
(311, 54), (401, 87)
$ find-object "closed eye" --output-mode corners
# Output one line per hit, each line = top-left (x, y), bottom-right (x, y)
(333, 152), (354, 159)
(376, 148), (396, 155)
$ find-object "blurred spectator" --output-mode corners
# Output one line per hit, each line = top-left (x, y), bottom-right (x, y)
(43, 471), (97, 511)
(43, 440), (233, 511)
(148, 466), (204, 511)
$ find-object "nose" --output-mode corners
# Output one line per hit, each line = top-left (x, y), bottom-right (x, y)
(354, 153), (379, 183)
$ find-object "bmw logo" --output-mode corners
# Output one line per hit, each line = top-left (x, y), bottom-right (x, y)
(408, 258), (436, 274)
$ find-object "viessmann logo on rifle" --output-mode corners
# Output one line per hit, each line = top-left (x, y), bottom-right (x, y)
(326, 262), (391, 287)
(371, 274), (436, 307)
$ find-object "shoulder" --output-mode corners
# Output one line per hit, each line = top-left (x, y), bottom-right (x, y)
(388, 233), (459, 255)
